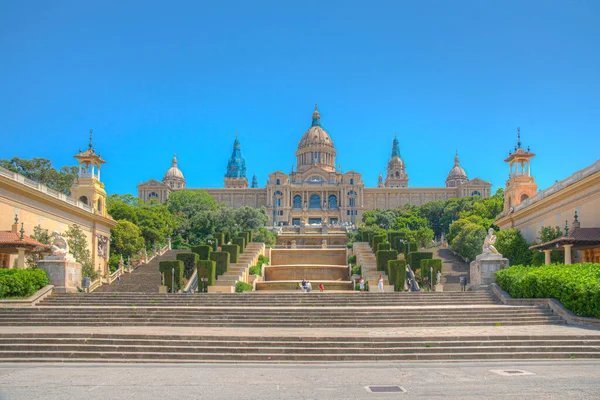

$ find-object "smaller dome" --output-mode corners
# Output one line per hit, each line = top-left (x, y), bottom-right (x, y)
(447, 165), (467, 178)
(446, 151), (468, 188)
(163, 153), (185, 181)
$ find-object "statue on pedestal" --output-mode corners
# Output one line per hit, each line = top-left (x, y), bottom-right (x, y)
(482, 228), (500, 255)
(50, 231), (72, 259)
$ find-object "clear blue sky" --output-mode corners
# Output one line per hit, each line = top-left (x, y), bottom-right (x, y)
(1, 0), (599, 196)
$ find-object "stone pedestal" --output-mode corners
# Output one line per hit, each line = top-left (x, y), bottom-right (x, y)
(435, 284), (444, 292)
(158, 285), (168, 294)
(469, 254), (509, 291)
(38, 256), (82, 293)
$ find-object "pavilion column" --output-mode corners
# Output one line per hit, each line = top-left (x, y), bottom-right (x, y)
(16, 247), (26, 269)
(563, 244), (573, 265)
(544, 250), (552, 265)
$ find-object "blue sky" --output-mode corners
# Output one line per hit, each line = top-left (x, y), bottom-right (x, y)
(1, 0), (599, 196)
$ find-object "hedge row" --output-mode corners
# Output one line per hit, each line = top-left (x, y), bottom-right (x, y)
(197, 260), (216, 287)
(221, 244), (240, 263)
(420, 258), (443, 285)
(0, 268), (50, 298)
(376, 250), (398, 272)
(232, 237), (246, 253)
(159, 260), (184, 292)
(496, 263), (600, 318)
(210, 251), (230, 276)
(176, 252), (199, 279)
(388, 260), (407, 291)
(407, 252), (433, 271)
(377, 242), (391, 251)
(371, 235), (385, 252)
(213, 232), (225, 247)
(191, 245), (212, 261)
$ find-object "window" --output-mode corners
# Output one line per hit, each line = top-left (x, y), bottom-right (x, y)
(328, 195), (337, 209)
(279, 210), (283, 216)
(309, 194), (321, 209)
(79, 196), (88, 205)
(148, 192), (159, 199)
(292, 218), (301, 226)
(276, 179), (280, 185)
(293, 195), (302, 209)
(350, 178), (354, 185)
(520, 193), (529, 202)
(97, 199), (103, 213)
(471, 190), (481, 197)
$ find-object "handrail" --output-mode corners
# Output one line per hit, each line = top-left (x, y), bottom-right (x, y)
(406, 264), (420, 292)
(183, 269), (198, 293)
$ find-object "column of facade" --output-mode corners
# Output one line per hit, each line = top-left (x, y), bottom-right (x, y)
(544, 249), (552, 265)
(563, 244), (573, 264)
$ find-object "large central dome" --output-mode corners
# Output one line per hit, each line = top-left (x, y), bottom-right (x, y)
(296, 106), (336, 173)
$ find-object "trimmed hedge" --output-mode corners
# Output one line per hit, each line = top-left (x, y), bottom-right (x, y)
(191, 245), (212, 261)
(496, 263), (600, 318)
(213, 232), (225, 247)
(362, 231), (373, 243)
(244, 230), (253, 243)
(176, 252), (199, 279)
(197, 260), (216, 287)
(371, 235), (385, 252)
(402, 241), (418, 259)
(421, 258), (443, 285)
(0, 268), (50, 298)
(388, 260), (407, 291)
(407, 251), (432, 271)
(210, 251), (230, 276)
(159, 260), (184, 292)
(376, 250), (398, 272)
(377, 242), (391, 251)
(221, 244), (240, 264)
(232, 237), (246, 253)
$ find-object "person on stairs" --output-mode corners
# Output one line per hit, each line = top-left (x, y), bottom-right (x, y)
(378, 274), (384, 292)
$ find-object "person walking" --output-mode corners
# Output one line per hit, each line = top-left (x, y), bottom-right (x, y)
(318, 283), (325, 292)
(306, 280), (312, 293)
(359, 276), (365, 293)
(378, 274), (384, 292)
(459, 276), (467, 292)
(301, 278), (307, 293)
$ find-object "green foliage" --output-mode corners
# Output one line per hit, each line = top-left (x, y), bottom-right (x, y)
(249, 265), (262, 276)
(159, 260), (184, 292)
(450, 222), (486, 262)
(176, 252), (199, 279)
(0, 157), (78, 196)
(377, 242), (391, 251)
(495, 228), (533, 266)
(110, 220), (145, 260)
(407, 252), (433, 271)
(210, 251), (230, 276)
(197, 260), (216, 286)
(235, 281), (253, 293)
(348, 254), (357, 264)
(352, 265), (362, 275)
(253, 227), (276, 246)
(0, 268), (50, 298)
(108, 254), (121, 273)
(401, 240), (418, 259)
(496, 263), (600, 318)
(244, 230), (253, 243)
(26, 225), (51, 268)
(388, 260), (407, 291)
(63, 224), (96, 279)
(191, 245), (212, 260)
(531, 226), (564, 265)
(221, 244), (240, 263)
(346, 242), (354, 249)
(257, 255), (269, 267)
(371, 235), (385, 252)
(213, 232), (225, 247)
(420, 258), (443, 285)
(376, 250), (398, 272)
(232, 237), (246, 253)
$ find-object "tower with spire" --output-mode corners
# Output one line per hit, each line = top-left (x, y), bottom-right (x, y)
(224, 134), (249, 188)
(70, 129), (108, 216)
(384, 133), (409, 188)
(503, 127), (537, 213)
(163, 152), (186, 190)
(251, 172), (258, 188)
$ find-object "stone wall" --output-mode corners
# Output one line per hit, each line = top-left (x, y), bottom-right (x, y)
(271, 249), (346, 266)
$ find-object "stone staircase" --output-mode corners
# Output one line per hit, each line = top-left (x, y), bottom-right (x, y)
(94, 250), (189, 293)
(354, 242), (391, 289)
(210, 242), (265, 292)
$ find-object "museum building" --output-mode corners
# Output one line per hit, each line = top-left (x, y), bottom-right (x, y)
(137, 106), (492, 224)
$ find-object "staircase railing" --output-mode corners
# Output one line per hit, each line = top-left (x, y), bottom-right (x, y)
(406, 264), (420, 292)
(183, 270), (198, 293)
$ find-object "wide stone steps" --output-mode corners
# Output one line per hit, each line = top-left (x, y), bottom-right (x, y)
(1, 334), (598, 362)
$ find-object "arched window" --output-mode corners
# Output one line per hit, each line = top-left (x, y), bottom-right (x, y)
(350, 178), (354, 185)
(309, 194), (321, 209)
(395, 171), (399, 177)
(148, 192), (158, 199)
(471, 190), (481, 197)
(97, 199), (103, 213)
(520, 193), (529, 202)
(276, 179), (280, 185)
(79, 196), (88, 205)
(328, 195), (337, 209)
(293, 195), (302, 209)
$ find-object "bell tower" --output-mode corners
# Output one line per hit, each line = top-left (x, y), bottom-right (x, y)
(503, 128), (537, 213)
(70, 129), (108, 217)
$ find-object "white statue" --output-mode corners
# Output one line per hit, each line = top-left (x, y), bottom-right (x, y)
(51, 231), (70, 257)
(482, 228), (500, 255)
(436, 270), (442, 285)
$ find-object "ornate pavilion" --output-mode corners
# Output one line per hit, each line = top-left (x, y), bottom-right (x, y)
(138, 106), (492, 224)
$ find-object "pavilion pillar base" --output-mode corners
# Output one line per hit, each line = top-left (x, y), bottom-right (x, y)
(469, 254), (509, 291)
(38, 257), (82, 293)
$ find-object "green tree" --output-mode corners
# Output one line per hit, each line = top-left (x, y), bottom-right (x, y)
(253, 227), (277, 246)
(25, 225), (52, 268)
(0, 157), (78, 196)
(531, 226), (564, 265)
(495, 228), (532, 266)
(110, 220), (145, 259)
(63, 224), (96, 279)
(450, 222), (486, 262)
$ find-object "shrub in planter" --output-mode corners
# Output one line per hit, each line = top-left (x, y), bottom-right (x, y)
(420, 258), (443, 285)
(388, 259), (407, 291)
(210, 252), (230, 276)
(352, 265), (362, 275)
(0, 268), (50, 298)
(348, 254), (357, 264)
(232, 237), (246, 253)
(407, 252), (433, 271)
(191, 245), (212, 261)
(197, 260), (216, 286)
(244, 230), (253, 243)
(249, 265), (262, 276)
(377, 242), (391, 251)
(159, 260), (184, 292)
(257, 255), (269, 267)
(376, 250), (398, 272)
(346, 242), (354, 249)
(371, 235), (385, 252)
(221, 244), (240, 263)
(176, 252), (199, 279)
(235, 281), (253, 293)
(213, 232), (225, 247)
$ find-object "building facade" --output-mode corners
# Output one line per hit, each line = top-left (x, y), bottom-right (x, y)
(138, 106), (492, 224)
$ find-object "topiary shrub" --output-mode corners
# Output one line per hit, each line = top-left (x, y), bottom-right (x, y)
(0, 268), (50, 298)
(376, 250), (398, 272)
(346, 242), (354, 249)
(257, 255), (269, 267)
(377, 242), (391, 251)
(244, 230), (253, 243)
(232, 237), (246, 253)
(362, 231), (373, 243)
(176, 252), (199, 279)
(407, 251), (433, 271)
(421, 258), (443, 285)
(221, 244), (240, 263)
(249, 265), (262, 276)
(371, 235), (385, 252)
(210, 251), (230, 276)
(213, 232), (225, 247)
(235, 281), (253, 293)
(348, 254), (357, 264)
(352, 265), (362, 275)
(388, 259), (407, 291)
(191, 245), (212, 261)
(159, 260), (184, 292)
(197, 260), (216, 287)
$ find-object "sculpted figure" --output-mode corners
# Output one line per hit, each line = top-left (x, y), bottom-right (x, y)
(482, 228), (500, 255)
(51, 231), (70, 257)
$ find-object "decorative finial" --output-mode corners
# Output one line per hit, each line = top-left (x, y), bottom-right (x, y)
(574, 211), (579, 222)
(517, 127), (521, 149)
(14, 214), (18, 224)
(394, 132), (397, 138)
(79, 147), (82, 153)
(314, 103), (318, 111)
(565, 220), (569, 236)
(236, 132), (239, 139)
(20, 223), (25, 240)
(89, 129), (94, 150)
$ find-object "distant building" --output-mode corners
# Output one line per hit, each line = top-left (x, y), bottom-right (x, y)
(137, 106), (492, 224)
